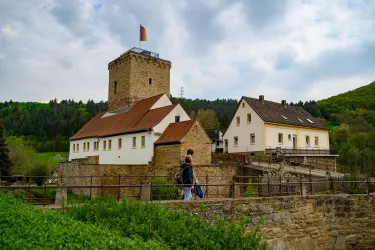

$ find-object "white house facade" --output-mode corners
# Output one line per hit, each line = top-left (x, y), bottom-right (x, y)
(223, 95), (330, 154)
(69, 94), (190, 164)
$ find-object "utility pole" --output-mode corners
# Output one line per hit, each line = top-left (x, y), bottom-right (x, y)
(179, 87), (184, 98)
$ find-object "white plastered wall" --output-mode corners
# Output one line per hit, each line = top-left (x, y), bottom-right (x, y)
(264, 124), (330, 149)
(150, 94), (172, 109)
(223, 99), (265, 153)
(153, 104), (190, 133)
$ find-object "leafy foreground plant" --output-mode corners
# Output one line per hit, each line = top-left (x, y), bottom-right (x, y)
(0, 193), (166, 249)
(67, 199), (267, 250)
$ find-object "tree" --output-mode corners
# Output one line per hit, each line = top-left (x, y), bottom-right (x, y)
(0, 125), (12, 176)
(191, 109), (220, 131)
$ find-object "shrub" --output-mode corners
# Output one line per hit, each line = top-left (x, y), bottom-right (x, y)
(151, 178), (179, 200)
(0, 193), (166, 249)
(243, 180), (258, 197)
(27, 163), (51, 186)
(67, 198), (267, 249)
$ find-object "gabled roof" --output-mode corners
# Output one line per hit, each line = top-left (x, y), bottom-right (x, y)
(206, 130), (222, 142)
(154, 119), (197, 145)
(70, 94), (175, 140)
(243, 96), (328, 130)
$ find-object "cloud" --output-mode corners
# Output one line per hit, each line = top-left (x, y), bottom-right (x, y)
(0, 0), (374, 104)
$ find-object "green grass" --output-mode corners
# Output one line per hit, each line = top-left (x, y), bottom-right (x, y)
(67, 198), (267, 249)
(37, 152), (68, 168)
(0, 193), (166, 249)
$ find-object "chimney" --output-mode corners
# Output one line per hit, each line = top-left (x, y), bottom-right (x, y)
(259, 95), (264, 103)
(281, 100), (286, 105)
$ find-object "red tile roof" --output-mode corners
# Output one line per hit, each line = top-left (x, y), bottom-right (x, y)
(70, 94), (174, 140)
(154, 119), (197, 145)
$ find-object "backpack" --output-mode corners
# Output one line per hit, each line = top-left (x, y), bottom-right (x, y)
(175, 164), (188, 190)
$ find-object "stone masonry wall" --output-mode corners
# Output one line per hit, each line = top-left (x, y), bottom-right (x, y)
(58, 156), (238, 199)
(181, 121), (212, 165)
(108, 52), (171, 111)
(286, 155), (337, 172)
(154, 144), (182, 168)
(161, 194), (375, 250)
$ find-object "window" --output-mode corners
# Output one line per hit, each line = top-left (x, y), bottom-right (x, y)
(236, 116), (240, 126)
(315, 136), (319, 146)
(175, 116), (180, 123)
(250, 134), (255, 144)
(288, 134), (291, 140)
(306, 136), (310, 146)
(141, 136), (146, 148)
(94, 142), (98, 151)
(87, 142), (90, 151)
(132, 137), (137, 148)
(278, 133), (283, 144)
(297, 118), (303, 123)
(306, 118), (314, 124)
(73, 144), (76, 152)
(281, 115), (288, 120)
(83, 142), (86, 151)
(114, 81), (117, 94)
(234, 136), (238, 146)
(118, 138), (122, 149)
(247, 113), (251, 123)
(108, 140), (112, 150)
(149, 78), (152, 85)
(76, 144), (79, 152)
(242, 103), (245, 108)
(103, 140), (107, 151)
(216, 141), (220, 146)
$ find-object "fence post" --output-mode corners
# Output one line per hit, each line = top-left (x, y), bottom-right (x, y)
(27, 178), (31, 204)
(205, 174), (208, 199)
(141, 181), (151, 201)
(117, 175), (121, 201)
(101, 182), (104, 198)
(89, 174), (92, 200)
(43, 184), (46, 207)
(367, 178), (370, 195)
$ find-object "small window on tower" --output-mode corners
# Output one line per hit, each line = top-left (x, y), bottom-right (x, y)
(149, 78), (152, 85)
(114, 81), (117, 94)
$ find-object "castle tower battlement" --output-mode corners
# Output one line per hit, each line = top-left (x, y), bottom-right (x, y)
(107, 47), (172, 112)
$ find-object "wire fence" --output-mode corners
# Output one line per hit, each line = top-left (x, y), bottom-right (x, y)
(1, 175), (374, 206)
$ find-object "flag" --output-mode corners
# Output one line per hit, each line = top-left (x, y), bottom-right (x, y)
(140, 25), (147, 41)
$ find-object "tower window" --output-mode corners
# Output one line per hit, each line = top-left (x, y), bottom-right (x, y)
(114, 81), (117, 94)
(149, 78), (152, 85)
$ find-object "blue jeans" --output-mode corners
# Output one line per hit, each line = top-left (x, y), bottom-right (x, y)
(183, 187), (192, 200)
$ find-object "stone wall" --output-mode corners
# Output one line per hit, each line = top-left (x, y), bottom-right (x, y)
(181, 121), (212, 165)
(286, 155), (336, 172)
(58, 156), (151, 199)
(58, 156), (238, 200)
(161, 194), (375, 249)
(154, 144), (182, 168)
(108, 52), (171, 111)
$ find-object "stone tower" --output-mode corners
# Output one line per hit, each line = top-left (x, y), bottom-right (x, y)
(107, 48), (172, 112)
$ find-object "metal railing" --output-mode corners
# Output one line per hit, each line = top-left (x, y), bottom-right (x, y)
(265, 147), (338, 155)
(1, 175), (374, 206)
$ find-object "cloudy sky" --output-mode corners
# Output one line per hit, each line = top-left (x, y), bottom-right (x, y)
(0, 0), (374, 103)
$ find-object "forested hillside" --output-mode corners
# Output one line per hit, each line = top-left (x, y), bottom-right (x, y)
(1, 81), (374, 175)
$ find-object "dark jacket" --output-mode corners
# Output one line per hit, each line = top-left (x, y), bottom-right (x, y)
(181, 163), (193, 185)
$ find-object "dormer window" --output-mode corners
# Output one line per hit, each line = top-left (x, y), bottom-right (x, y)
(281, 115), (288, 120)
(298, 118), (303, 123)
(114, 81), (117, 94)
(306, 118), (314, 124)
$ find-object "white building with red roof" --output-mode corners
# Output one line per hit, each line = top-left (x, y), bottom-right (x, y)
(69, 48), (211, 165)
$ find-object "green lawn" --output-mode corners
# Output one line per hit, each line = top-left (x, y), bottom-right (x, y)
(37, 152), (68, 168)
